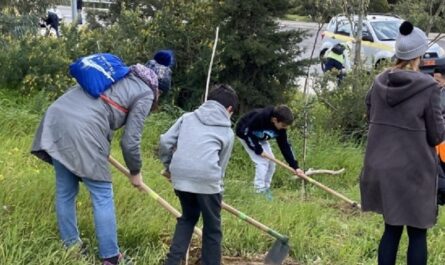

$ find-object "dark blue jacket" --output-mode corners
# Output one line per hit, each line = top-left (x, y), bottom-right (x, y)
(235, 107), (299, 169)
(324, 58), (344, 72)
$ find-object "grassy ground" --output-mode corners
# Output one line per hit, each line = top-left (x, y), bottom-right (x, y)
(1, 91), (445, 265)
(282, 14), (311, 22)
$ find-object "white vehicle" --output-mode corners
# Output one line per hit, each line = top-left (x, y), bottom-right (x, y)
(320, 14), (445, 70)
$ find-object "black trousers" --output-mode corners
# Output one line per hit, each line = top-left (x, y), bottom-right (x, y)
(164, 190), (222, 265)
(378, 223), (427, 265)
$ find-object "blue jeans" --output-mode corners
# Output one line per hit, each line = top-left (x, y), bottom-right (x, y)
(53, 159), (119, 259)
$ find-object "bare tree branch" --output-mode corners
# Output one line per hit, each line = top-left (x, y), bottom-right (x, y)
(293, 168), (346, 177)
(426, 0), (445, 35)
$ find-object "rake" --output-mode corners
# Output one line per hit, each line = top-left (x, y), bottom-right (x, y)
(108, 156), (200, 265)
(262, 153), (361, 209)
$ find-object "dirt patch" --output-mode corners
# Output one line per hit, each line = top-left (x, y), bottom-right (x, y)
(326, 201), (361, 216)
(160, 232), (300, 265)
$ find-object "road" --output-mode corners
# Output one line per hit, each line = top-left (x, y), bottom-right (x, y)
(279, 20), (324, 60)
(53, 5), (107, 24)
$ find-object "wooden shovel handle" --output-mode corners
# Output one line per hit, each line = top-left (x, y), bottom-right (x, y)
(108, 156), (203, 237)
(262, 153), (361, 209)
(159, 168), (288, 242)
(222, 202), (288, 242)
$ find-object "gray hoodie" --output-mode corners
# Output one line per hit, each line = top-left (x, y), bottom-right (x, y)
(159, 100), (234, 194)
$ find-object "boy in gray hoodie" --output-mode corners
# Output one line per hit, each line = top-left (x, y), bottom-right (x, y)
(159, 84), (238, 265)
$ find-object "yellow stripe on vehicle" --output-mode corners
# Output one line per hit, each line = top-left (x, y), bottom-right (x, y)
(323, 31), (393, 52)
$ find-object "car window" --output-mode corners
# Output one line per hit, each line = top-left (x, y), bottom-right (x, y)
(326, 18), (337, 32)
(353, 23), (372, 37)
(335, 20), (352, 36)
(370, 21), (400, 41)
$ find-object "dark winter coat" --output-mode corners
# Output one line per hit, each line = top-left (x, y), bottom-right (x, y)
(360, 68), (445, 228)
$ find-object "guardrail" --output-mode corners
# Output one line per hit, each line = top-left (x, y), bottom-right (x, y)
(83, 0), (114, 8)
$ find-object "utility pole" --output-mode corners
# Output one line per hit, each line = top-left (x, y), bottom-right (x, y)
(71, 0), (78, 25)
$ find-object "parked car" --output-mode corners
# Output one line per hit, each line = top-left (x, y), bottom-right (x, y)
(420, 56), (445, 75)
(320, 14), (445, 70)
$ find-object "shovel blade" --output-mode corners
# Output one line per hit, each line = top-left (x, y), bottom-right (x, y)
(264, 240), (289, 265)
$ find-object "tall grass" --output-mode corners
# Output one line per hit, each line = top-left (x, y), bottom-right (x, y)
(1, 91), (444, 265)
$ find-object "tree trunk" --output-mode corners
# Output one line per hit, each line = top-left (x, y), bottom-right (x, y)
(426, 0), (445, 35)
(354, 0), (364, 67)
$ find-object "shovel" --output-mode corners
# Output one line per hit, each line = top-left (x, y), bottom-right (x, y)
(108, 156), (203, 237)
(222, 202), (289, 265)
(262, 153), (361, 209)
(160, 170), (289, 265)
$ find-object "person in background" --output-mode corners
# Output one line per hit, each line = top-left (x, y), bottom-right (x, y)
(323, 43), (348, 82)
(41, 10), (60, 37)
(31, 51), (174, 265)
(432, 66), (445, 206)
(77, 0), (83, 25)
(360, 21), (445, 265)
(433, 66), (445, 87)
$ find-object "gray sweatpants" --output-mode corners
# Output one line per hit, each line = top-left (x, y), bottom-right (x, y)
(239, 138), (276, 192)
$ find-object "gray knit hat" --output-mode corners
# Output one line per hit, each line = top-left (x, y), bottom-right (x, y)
(395, 21), (428, 60)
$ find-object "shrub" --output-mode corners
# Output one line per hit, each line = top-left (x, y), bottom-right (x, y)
(312, 67), (382, 140)
(0, 34), (74, 98)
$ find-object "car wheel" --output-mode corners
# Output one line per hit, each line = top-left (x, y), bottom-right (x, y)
(374, 59), (388, 70)
(320, 49), (328, 72)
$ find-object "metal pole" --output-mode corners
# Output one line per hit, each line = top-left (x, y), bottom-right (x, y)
(72, 0), (78, 25)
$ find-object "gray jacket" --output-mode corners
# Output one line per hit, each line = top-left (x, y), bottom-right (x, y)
(31, 73), (154, 182)
(360, 68), (445, 228)
(159, 100), (234, 194)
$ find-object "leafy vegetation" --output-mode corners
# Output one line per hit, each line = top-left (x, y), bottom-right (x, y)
(1, 90), (445, 265)
(1, 0), (445, 264)
(0, 0), (307, 111)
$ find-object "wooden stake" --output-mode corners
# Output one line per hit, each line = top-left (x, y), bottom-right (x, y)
(204, 27), (220, 101)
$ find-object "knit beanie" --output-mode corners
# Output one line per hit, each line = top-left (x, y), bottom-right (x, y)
(146, 60), (172, 94)
(146, 50), (174, 94)
(153, 49), (175, 67)
(395, 21), (428, 60)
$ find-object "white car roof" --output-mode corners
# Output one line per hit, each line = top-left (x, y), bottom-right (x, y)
(333, 14), (401, 23)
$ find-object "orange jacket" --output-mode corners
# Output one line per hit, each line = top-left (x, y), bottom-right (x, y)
(437, 142), (445, 163)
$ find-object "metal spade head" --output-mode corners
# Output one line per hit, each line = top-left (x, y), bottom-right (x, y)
(264, 239), (289, 265)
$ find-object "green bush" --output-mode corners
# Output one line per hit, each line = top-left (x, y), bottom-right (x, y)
(1, 1), (307, 113)
(368, 0), (390, 13)
(394, 0), (445, 33)
(0, 34), (74, 98)
(0, 9), (158, 99)
(312, 67), (382, 140)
